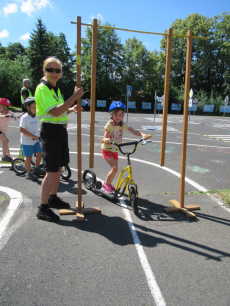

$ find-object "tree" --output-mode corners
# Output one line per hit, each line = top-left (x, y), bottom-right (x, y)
(81, 22), (124, 101)
(159, 12), (230, 102)
(54, 33), (76, 98)
(5, 42), (26, 60)
(0, 55), (30, 105)
(122, 37), (149, 102)
(212, 12), (230, 97)
(0, 42), (6, 59)
(27, 19), (50, 89)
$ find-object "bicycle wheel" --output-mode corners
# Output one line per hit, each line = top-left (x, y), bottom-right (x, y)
(61, 166), (71, 180)
(31, 154), (44, 168)
(83, 169), (96, 190)
(129, 186), (138, 215)
(12, 158), (26, 175)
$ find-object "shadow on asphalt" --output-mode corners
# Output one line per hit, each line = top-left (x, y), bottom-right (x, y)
(56, 213), (230, 261)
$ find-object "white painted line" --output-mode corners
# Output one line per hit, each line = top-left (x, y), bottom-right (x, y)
(73, 166), (166, 306)
(72, 134), (230, 149)
(120, 198), (166, 306)
(0, 187), (23, 240)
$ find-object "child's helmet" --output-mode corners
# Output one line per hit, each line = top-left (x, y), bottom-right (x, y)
(109, 101), (126, 113)
(22, 97), (35, 108)
(0, 98), (11, 107)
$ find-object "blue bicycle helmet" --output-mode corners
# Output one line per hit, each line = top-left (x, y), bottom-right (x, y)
(109, 101), (126, 113)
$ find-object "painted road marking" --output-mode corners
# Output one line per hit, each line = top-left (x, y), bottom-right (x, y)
(67, 123), (90, 130)
(208, 135), (230, 142)
(74, 166), (167, 306)
(0, 187), (23, 240)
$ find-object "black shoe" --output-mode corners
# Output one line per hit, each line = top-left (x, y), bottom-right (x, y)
(36, 206), (60, 222)
(48, 195), (70, 209)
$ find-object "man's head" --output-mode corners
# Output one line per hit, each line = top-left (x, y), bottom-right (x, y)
(23, 78), (31, 89)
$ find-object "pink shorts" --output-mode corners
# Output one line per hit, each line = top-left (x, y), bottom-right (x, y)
(101, 149), (118, 160)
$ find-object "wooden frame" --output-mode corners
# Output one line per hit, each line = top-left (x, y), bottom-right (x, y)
(59, 17), (100, 221)
(66, 19), (207, 220)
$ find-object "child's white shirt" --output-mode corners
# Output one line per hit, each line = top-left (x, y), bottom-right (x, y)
(20, 113), (40, 145)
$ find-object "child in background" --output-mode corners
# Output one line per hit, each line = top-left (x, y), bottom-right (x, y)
(20, 97), (45, 181)
(101, 101), (149, 193)
(0, 98), (18, 162)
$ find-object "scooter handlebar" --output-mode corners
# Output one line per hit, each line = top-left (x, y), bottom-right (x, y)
(101, 134), (151, 144)
(102, 134), (152, 155)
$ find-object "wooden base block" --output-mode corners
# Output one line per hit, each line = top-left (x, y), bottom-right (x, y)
(59, 199), (101, 222)
(76, 209), (85, 222)
(185, 204), (200, 211)
(164, 199), (200, 219)
(169, 199), (181, 208)
(164, 207), (181, 213)
(180, 208), (196, 219)
(59, 207), (101, 215)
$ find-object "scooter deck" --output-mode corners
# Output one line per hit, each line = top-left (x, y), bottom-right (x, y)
(92, 187), (116, 199)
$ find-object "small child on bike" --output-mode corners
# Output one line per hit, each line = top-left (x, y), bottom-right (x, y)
(101, 101), (149, 194)
(20, 97), (45, 181)
(0, 98), (18, 162)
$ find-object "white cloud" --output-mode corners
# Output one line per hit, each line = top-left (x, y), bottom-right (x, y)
(35, 0), (50, 9)
(20, 32), (30, 40)
(97, 13), (103, 22)
(90, 13), (104, 23)
(0, 29), (9, 38)
(21, 0), (35, 16)
(20, 0), (51, 16)
(3, 3), (18, 15)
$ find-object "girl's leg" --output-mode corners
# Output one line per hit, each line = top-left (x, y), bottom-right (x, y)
(25, 156), (32, 173)
(104, 157), (118, 185)
(0, 133), (10, 157)
(41, 168), (62, 204)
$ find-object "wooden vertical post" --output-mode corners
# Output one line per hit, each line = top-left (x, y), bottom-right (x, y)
(76, 16), (84, 219)
(59, 16), (101, 220)
(164, 30), (200, 218)
(160, 28), (173, 167)
(180, 30), (193, 208)
(89, 19), (97, 168)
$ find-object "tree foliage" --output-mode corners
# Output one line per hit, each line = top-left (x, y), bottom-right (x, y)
(0, 13), (229, 113)
(81, 22), (124, 101)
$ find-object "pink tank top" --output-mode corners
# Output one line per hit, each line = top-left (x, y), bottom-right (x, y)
(0, 111), (14, 134)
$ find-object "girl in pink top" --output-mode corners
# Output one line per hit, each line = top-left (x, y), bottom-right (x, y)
(0, 98), (17, 162)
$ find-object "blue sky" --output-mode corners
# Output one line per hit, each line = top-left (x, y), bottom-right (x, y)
(0, 0), (229, 53)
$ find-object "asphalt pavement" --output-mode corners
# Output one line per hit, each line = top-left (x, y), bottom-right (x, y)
(0, 111), (230, 306)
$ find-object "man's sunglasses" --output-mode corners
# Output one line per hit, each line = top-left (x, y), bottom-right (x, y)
(26, 82), (30, 84)
(45, 67), (61, 74)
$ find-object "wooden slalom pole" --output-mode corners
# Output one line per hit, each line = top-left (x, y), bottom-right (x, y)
(164, 30), (200, 218)
(90, 19), (97, 168)
(160, 28), (173, 167)
(59, 16), (100, 221)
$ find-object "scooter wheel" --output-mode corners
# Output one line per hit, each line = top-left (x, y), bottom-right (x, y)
(61, 166), (71, 180)
(129, 186), (138, 215)
(83, 169), (96, 190)
(12, 158), (26, 175)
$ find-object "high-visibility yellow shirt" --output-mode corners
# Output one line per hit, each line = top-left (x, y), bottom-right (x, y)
(21, 87), (32, 103)
(35, 80), (68, 124)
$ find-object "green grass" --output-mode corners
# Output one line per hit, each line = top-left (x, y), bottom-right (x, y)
(0, 196), (10, 203)
(10, 106), (21, 112)
(186, 189), (230, 206)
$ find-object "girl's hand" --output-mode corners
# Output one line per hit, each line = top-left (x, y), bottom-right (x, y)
(103, 138), (111, 144)
(141, 133), (149, 140)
